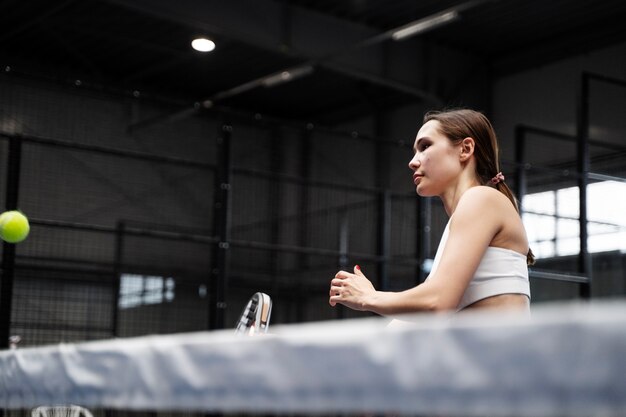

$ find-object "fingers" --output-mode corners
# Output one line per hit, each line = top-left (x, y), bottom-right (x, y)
(330, 266), (363, 307)
(330, 278), (345, 287)
(336, 266), (364, 279)
(337, 269), (359, 278)
(329, 294), (338, 306)
(329, 290), (335, 306)
(329, 282), (345, 307)
(328, 294), (342, 307)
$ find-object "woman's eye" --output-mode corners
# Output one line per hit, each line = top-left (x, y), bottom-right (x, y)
(419, 144), (430, 151)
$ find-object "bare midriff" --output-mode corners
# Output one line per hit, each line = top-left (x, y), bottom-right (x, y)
(463, 293), (530, 311)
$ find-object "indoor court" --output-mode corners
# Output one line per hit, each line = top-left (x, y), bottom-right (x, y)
(1, 1), (626, 416)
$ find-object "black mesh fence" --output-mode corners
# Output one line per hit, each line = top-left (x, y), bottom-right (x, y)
(0, 79), (426, 347)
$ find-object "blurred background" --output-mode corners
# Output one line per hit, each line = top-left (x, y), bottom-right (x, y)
(1, 0), (625, 347)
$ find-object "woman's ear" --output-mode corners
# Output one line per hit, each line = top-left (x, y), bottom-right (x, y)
(459, 137), (475, 161)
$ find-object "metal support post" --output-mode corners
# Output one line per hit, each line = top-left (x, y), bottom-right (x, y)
(209, 123), (233, 330)
(514, 125), (527, 211)
(295, 128), (311, 322)
(0, 136), (22, 349)
(337, 210), (349, 319)
(377, 190), (391, 291)
(416, 197), (431, 284)
(111, 220), (125, 337)
(577, 73), (592, 299)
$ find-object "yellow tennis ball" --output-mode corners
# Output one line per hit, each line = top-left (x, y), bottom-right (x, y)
(0, 210), (30, 243)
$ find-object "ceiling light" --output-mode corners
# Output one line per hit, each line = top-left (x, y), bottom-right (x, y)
(392, 10), (460, 41)
(191, 38), (216, 52)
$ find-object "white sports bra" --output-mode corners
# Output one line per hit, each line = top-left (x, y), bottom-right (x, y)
(428, 220), (531, 310)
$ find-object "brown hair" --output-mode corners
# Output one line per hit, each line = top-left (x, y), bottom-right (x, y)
(423, 109), (535, 265)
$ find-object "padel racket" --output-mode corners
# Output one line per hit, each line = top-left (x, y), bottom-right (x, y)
(235, 292), (272, 335)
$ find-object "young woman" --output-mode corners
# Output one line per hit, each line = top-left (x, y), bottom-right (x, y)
(329, 109), (533, 314)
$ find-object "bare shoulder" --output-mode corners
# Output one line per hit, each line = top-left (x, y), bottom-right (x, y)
(456, 186), (511, 214)
(456, 186), (528, 253)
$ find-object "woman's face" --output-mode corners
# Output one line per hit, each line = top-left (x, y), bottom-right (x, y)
(408, 120), (462, 196)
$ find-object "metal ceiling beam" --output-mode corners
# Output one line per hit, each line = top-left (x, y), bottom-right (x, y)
(105, 0), (449, 131)
(0, 0), (77, 44)
(105, 0), (380, 64)
(321, 62), (441, 105)
(492, 14), (626, 77)
(108, 0), (496, 131)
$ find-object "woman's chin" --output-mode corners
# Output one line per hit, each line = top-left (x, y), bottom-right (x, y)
(415, 186), (431, 197)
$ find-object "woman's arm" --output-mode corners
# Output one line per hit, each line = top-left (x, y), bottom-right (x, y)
(329, 187), (504, 314)
(329, 267), (448, 314)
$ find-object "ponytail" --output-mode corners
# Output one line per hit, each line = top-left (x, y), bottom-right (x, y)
(493, 181), (536, 265)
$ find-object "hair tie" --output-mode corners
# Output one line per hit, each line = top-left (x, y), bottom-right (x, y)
(490, 172), (505, 185)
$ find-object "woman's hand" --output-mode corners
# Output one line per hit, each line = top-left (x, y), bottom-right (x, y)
(329, 265), (376, 311)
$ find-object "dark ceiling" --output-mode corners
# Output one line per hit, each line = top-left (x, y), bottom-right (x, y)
(2, 0), (626, 124)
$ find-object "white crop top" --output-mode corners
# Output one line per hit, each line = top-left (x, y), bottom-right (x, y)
(428, 220), (531, 310)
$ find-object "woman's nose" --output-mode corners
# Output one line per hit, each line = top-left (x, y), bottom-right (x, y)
(408, 154), (420, 170)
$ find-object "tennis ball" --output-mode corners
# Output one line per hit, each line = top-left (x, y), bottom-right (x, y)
(0, 210), (30, 243)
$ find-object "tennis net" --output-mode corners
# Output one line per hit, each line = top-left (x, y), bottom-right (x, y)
(1, 300), (625, 417)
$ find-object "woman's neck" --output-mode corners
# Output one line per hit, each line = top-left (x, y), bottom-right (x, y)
(440, 175), (481, 216)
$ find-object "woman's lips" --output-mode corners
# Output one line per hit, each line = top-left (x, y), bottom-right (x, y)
(413, 173), (423, 184)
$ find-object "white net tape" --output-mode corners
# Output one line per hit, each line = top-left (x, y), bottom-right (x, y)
(1, 300), (626, 416)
